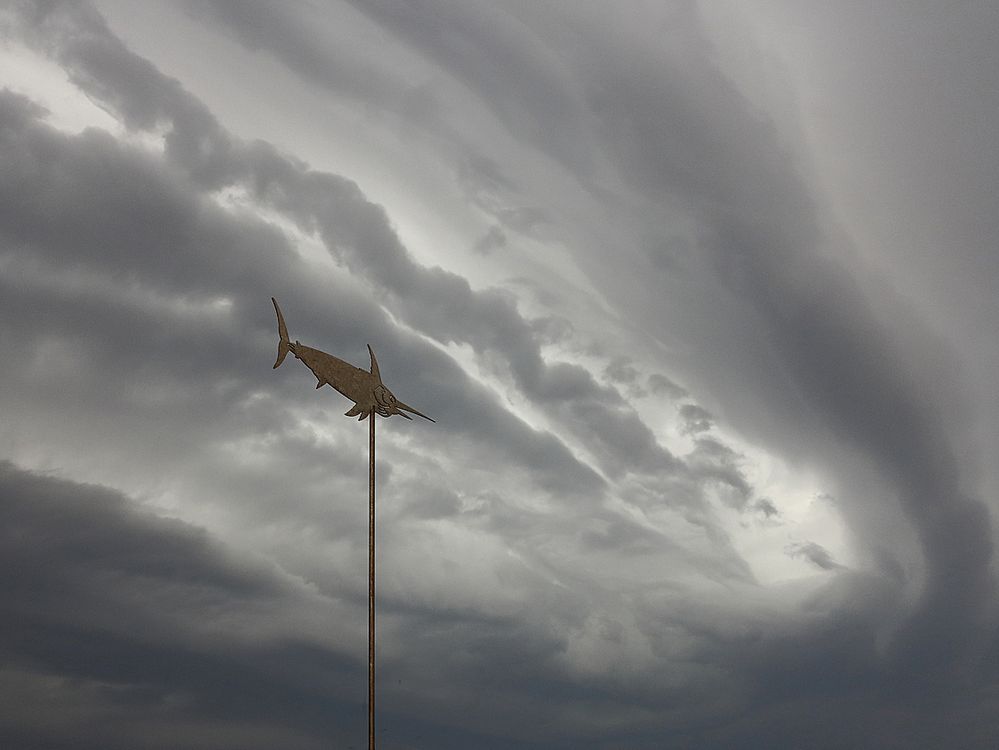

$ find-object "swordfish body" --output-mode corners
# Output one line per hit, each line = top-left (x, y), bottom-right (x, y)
(271, 298), (434, 422)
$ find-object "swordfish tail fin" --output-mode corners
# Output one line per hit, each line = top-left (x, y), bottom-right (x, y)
(271, 297), (292, 368)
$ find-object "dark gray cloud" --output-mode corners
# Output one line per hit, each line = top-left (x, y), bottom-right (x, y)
(0, 461), (359, 750)
(677, 403), (713, 435)
(647, 372), (688, 400)
(184, 0), (445, 133)
(3, 0), (999, 747)
(0, 461), (617, 750)
(603, 355), (639, 385)
(13, 1), (671, 486)
(472, 224), (507, 255)
(340, 0), (593, 171)
(786, 541), (841, 571)
(686, 437), (753, 510)
(517, 0), (995, 688)
(0, 7), (746, 745)
(752, 497), (780, 522)
(0, 79), (601, 500)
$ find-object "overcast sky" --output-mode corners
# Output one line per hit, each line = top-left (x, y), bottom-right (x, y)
(2, 1), (999, 748)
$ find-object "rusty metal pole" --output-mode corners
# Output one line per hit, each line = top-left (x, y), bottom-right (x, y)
(368, 407), (376, 750)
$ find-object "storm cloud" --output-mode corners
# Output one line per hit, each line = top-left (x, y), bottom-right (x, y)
(2, 1), (999, 747)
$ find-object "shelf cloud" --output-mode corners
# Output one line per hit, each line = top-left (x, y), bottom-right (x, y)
(2, 1), (998, 747)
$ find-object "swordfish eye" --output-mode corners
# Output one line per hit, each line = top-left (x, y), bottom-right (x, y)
(374, 385), (396, 408)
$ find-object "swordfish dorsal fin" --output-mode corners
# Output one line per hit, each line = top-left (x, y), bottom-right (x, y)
(367, 344), (382, 383)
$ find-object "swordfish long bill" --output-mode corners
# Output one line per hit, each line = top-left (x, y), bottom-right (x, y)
(271, 297), (435, 422)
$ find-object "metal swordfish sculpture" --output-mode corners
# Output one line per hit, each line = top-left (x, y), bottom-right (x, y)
(272, 297), (434, 422)
(271, 297), (433, 750)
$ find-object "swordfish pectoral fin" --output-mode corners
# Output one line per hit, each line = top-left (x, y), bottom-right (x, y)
(344, 402), (367, 419)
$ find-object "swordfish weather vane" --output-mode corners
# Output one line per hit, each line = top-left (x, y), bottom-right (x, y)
(271, 297), (433, 750)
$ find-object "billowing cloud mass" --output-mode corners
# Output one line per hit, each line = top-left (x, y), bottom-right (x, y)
(2, 1), (999, 747)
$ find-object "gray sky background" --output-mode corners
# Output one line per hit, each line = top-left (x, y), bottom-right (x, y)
(2, 2), (998, 748)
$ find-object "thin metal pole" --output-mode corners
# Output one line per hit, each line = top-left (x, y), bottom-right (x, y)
(368, 409), (376, 750)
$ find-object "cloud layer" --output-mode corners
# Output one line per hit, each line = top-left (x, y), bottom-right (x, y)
(2, 1), (999, 747)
